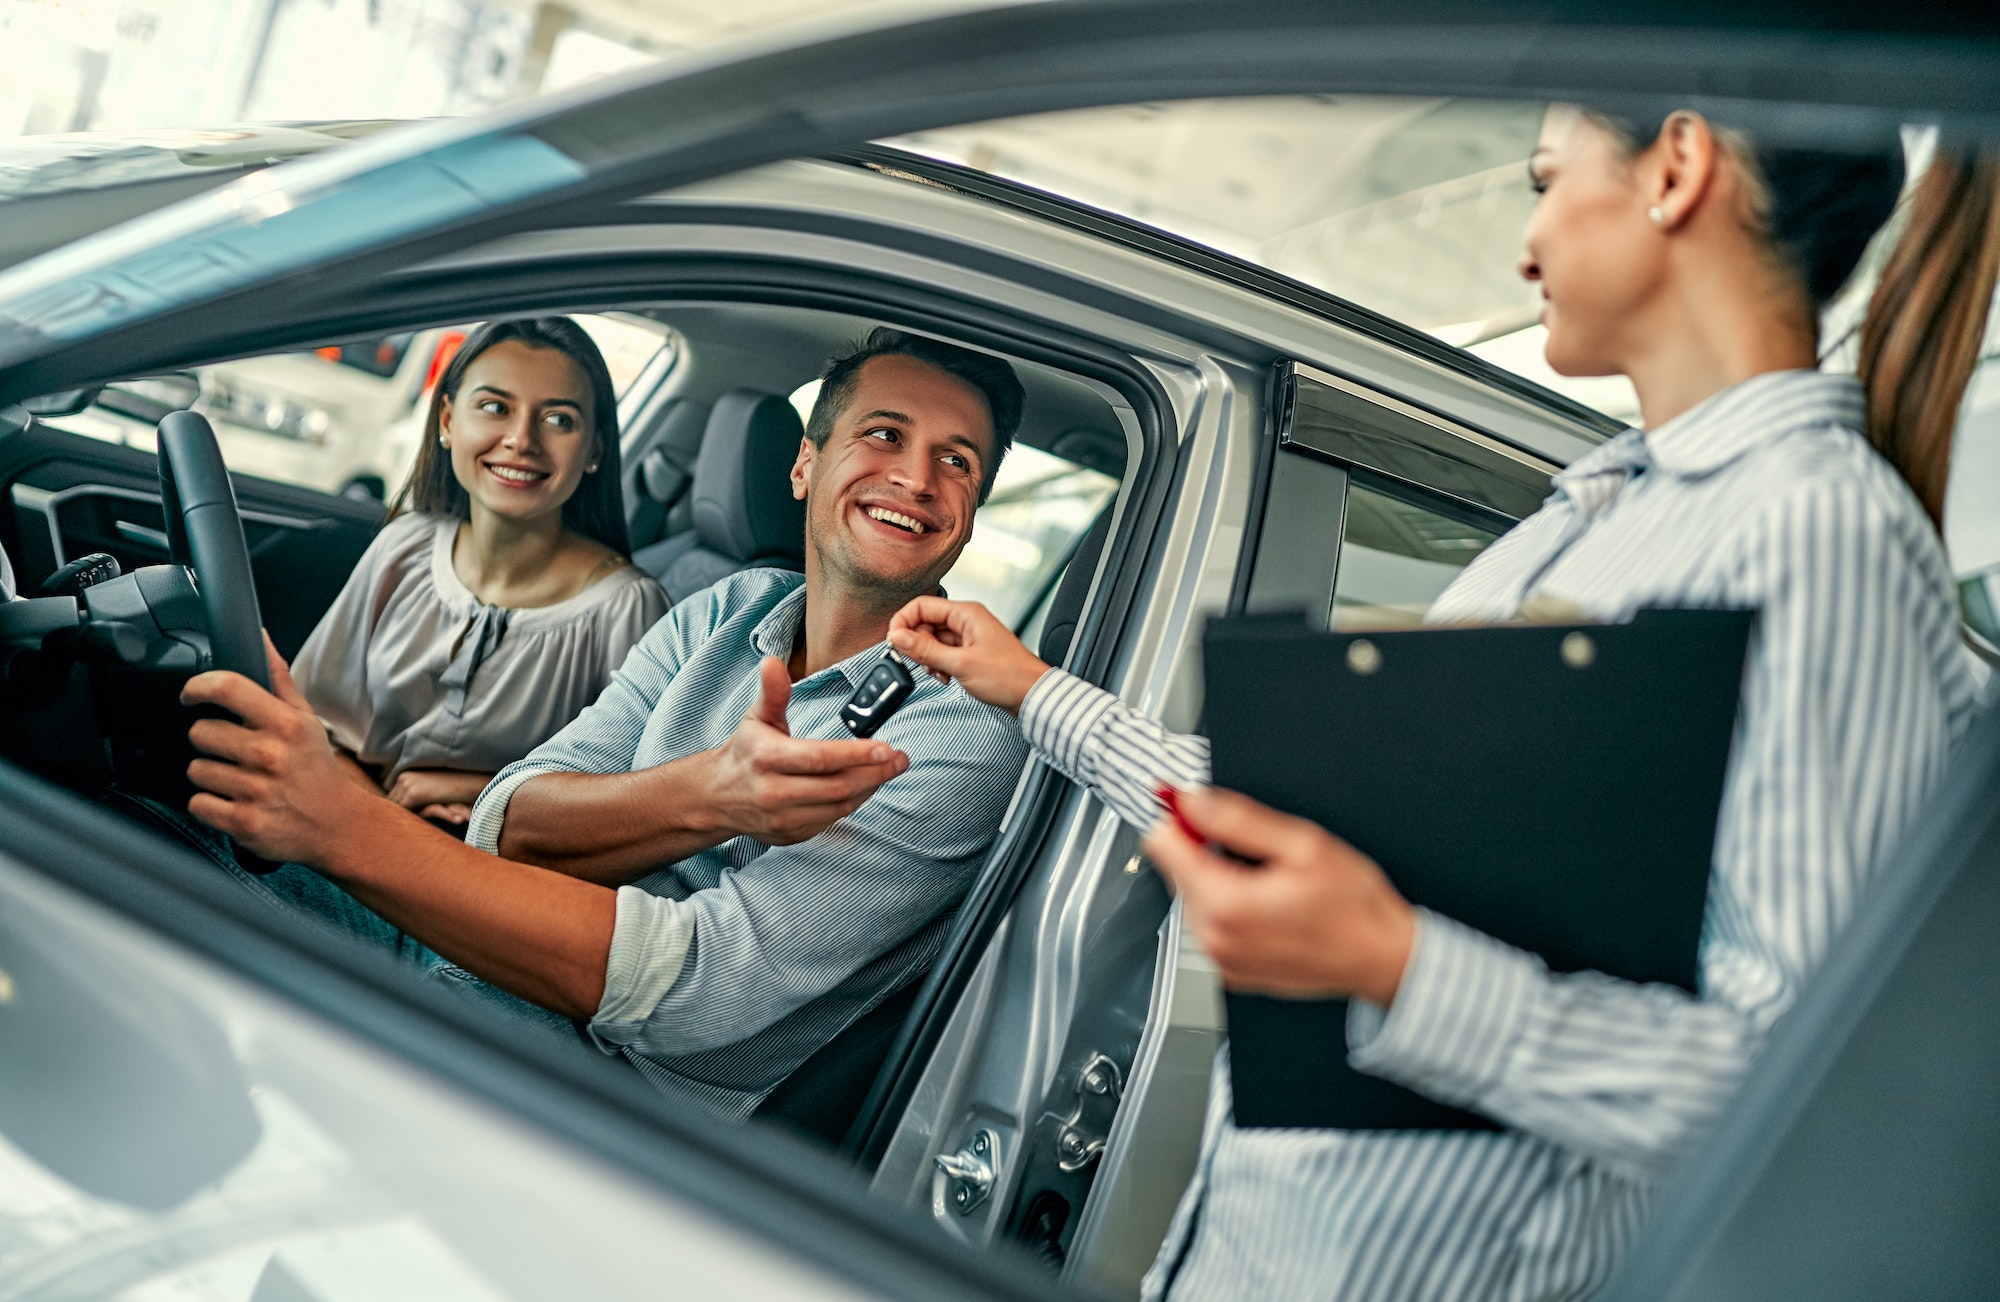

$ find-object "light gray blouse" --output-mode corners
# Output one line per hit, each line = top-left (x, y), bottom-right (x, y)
(292, 512), (669, 783)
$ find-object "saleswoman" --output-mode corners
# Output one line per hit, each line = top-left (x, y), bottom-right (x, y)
(889, 110), (1998, 1300)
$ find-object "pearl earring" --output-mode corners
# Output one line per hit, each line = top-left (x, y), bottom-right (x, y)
(585, 461), (599, 474)
(1648, 206), (1667, 225)
(439, 435), (449, 448)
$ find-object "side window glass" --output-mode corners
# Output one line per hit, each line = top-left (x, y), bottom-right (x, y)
(1331, 475), (1504, 628)
(946, 444), (1119, 630)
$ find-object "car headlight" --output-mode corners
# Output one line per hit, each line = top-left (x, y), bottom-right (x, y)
(200, 383), (333, 445)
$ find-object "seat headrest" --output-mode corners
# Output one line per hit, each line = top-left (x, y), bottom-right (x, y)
(637, 399), (710, 500)
(689, 389), (807, 563)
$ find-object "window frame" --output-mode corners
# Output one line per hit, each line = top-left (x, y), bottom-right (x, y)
(1247, 362), (1556, 628)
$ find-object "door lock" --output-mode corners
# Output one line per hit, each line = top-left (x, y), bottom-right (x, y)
(934, 1128), (998, 1215)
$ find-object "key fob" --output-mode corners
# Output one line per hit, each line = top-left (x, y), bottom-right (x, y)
(841, 649), (915, 739)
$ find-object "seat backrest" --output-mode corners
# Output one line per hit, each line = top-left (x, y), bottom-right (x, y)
(622, 398), (710, 553)
(636, 389), (807, 602)
(1038, 502), (1116, 665)
(751, 980), (924, 1147)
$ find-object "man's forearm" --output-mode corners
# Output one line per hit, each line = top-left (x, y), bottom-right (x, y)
(316, 796), (615, 1019)
(332, 746), (382, 796)
(496, 760), (729, 884)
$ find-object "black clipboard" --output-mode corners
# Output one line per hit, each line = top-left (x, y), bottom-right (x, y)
(1203, 608), (1754, 1131)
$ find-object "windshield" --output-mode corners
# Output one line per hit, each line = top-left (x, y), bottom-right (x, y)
(0, 125), (388, 202)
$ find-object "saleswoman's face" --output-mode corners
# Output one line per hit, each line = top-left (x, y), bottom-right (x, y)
(1520, 106), (1663, 379)
(439, 340), (598, 528)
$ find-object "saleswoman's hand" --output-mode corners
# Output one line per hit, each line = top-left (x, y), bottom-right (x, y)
(887, 596), (1051, 715)
(1142, 785), (1417, 1008)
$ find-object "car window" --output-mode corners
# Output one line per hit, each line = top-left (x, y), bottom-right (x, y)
(45, 313), (675, 500)
(1331, 475), (1505, 629)
(945, 444), (1118, 630)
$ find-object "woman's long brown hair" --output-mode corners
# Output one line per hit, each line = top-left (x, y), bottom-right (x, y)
(1859, 153), (2000, 530)
(389, 316), (633, 556)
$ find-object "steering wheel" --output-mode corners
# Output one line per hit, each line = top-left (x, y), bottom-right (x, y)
(157, 410), (271, 690)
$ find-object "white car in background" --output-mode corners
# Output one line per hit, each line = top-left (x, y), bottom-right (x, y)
(51, 312), (676, 499)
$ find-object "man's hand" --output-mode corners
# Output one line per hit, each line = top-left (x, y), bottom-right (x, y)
(887, 596), (1050, 715)
(182, 635), (374, 865)
(386, 768), (493, 825)
(692, 656), (910, 845)
(1142, 785), (1416, 1007)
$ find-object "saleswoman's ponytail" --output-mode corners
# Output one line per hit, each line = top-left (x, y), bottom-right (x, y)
(1858, 153), (2000, 529)
(1593, 107), (2000, 531)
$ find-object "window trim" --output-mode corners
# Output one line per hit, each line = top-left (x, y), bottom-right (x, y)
(1282, 361), (1557, 521)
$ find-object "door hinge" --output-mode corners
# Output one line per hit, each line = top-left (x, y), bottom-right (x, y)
(1055, 1052), (1123, 1172)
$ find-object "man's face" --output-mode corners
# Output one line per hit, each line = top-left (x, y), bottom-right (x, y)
(791, 353), (995, 601)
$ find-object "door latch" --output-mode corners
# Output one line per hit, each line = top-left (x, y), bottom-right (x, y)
(1055, 1052), (1123, 1172)
(934, 1128), (998, 1215)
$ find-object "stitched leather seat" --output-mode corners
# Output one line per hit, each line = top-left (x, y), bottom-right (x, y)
(635, 390), (807, 602)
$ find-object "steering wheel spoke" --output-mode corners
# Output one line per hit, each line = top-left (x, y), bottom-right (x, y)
(156, 411), (271, 689)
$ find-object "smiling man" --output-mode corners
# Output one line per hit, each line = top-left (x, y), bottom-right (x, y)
(180, 329), (1029, 1117)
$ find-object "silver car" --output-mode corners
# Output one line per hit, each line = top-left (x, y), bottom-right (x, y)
(0, 4), (1995, 1299)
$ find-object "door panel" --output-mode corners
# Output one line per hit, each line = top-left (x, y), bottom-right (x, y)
(0, 417), (380, 657)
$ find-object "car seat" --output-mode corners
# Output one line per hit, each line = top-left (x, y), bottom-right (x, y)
(1038, 502), (1116, 665)
(751, 980), (924, 1147)
(623, 398), (710, 553)
(635, 390), (807, 602)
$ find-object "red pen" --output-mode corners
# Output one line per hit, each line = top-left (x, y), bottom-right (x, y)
(1155, 783), (1208, 847)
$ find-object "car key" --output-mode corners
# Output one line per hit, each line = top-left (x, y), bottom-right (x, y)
(841, 649), (916, 739)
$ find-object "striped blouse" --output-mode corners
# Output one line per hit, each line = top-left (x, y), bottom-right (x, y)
(1020, 370), (1983, 1300)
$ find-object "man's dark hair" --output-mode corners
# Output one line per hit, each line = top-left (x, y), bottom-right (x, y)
(805, 327), (1023, 501)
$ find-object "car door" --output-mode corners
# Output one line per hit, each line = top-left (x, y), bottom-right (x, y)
(0, 407), (382, 657)
(974, 360), (1565, 1292)
(0, 758), (1080, 1302)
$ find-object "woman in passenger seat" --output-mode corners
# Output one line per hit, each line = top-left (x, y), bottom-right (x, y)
(292, 317), (668, 831)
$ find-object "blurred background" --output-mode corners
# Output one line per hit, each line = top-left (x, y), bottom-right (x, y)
(8, 0), (2000, 578)
(0, 0), (1639, 418)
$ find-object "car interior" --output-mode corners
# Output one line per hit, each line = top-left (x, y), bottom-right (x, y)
(0, 295), (1133, 1151)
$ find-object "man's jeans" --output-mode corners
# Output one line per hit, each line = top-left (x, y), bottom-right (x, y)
(115, 792), (583, 1044)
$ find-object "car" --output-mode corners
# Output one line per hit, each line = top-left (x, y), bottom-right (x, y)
(0, 3), (1996, 1298)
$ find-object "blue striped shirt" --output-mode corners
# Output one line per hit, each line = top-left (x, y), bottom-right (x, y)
(469, 568), (1027, 1118)
(1022, 371), (1982, 1299)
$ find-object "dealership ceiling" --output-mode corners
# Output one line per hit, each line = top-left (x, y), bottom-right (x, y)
(0, 0), (1628, 414)
(548, 2), (1546, 336)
